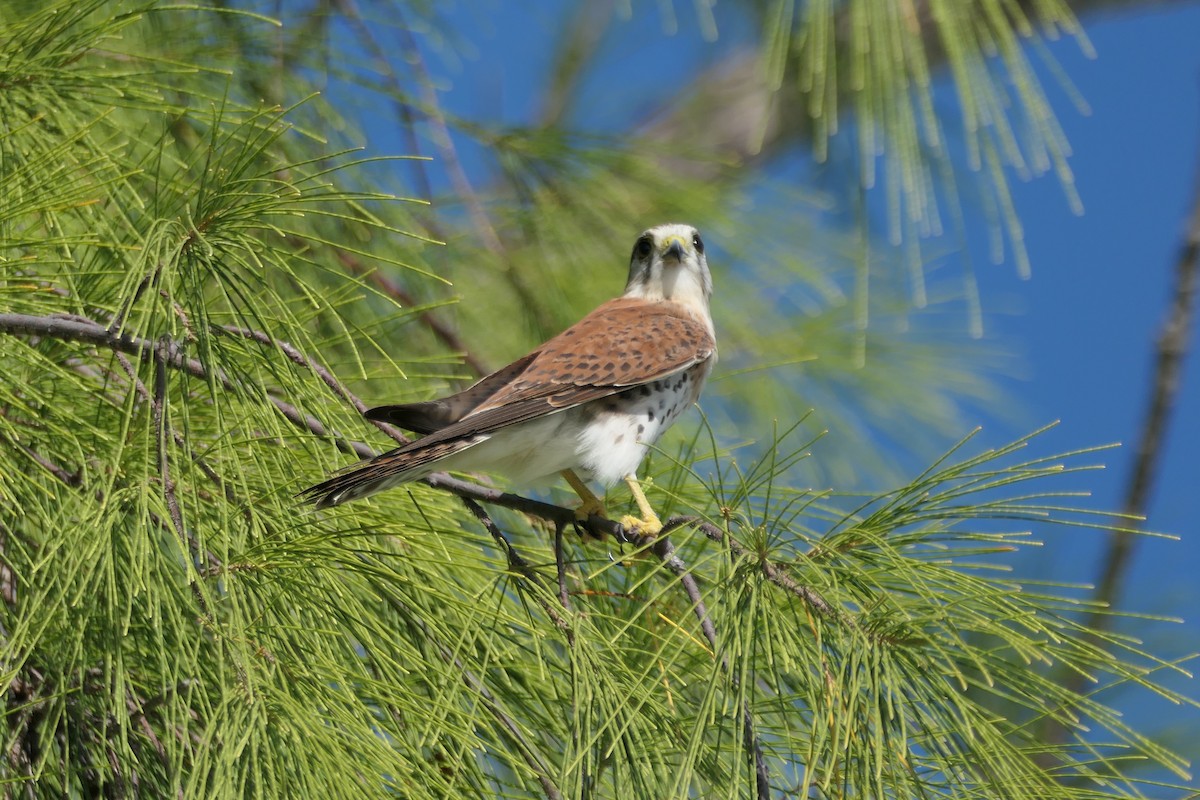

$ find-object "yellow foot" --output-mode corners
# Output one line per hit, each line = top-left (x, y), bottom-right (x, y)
(561, 469), (608, 522)
(619, 474), (663, 538)
(618, 513), (663, 538)
(575, 497), (608, 522)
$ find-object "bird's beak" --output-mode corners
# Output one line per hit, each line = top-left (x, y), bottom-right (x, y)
(662, 236), (686, 264)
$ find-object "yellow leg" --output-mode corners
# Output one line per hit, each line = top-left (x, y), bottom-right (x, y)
(561, 469), (607, 520)
(619, 474), (663, 537)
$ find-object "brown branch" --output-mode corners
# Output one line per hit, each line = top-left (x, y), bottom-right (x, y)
(323, 248), (490, 377)
(0, 311), (855, 621)
(1092, 171), (1200, 616)
(4, 434), (82, 488)
(152, 337), (190, 558)
(0, 522), (16, 608)
(461, 496), (572, 638)
(113, 349), (245, 529)
(651, 533), (770, 799)
(656, 515), (841, 621)
(1039, 149), (1200, 750)
(379, 592), (563, 800)
(218, 325), (375, 416)
(553, 522), (571, 612)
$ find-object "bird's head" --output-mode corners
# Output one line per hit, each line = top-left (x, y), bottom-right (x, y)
(622, 223), (713, 319)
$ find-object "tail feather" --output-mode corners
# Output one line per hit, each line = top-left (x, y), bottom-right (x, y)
(364, 401), (453, 435)
(300, 435), (486, 508)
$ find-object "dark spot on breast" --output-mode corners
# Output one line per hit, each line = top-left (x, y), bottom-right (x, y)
(614, 434), (625, 444)
(639, 386), (651, 397)
(648, 410), (655, 420)
(637, 424), (645, 434)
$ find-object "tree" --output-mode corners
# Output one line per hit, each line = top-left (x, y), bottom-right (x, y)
(0, 1), (1193, 797)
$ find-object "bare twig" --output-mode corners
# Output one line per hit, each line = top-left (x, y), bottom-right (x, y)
(0, 312), (849, 625)
(325, 248), (490, 377)
(0, 522), (16, 608)
(219, 325), (375, 415)
(380, 593), (563, 800)
(1041, 152), (1200, 750)
(651, 534), (770, 799)
(554, 522), (571, 612)
(1092, 172), (1200, 617)
(391, 7), (503, 255)
(4, 435), (82, 488)
(657, 515), (841, 620)
(462, 496), (572, 638)
(152, 337), (189, 557)
(113, 350), (245, 525)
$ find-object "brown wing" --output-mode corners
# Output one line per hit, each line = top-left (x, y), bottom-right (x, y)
(300, 297), (713, 507)
(378, 298), (714, 454)
(364, 350), (542, 434)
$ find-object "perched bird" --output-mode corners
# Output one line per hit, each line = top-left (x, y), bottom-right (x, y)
(300, 223), (716, 536)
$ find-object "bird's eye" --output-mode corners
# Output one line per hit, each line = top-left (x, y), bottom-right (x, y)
(633, 236), (654, 259)
(692, 233), (705, 254)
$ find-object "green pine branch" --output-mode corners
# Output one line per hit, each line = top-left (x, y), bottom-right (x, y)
(1, 2), (1193, 798)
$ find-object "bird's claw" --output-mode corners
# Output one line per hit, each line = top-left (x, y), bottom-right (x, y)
(618, 513), (664, 540)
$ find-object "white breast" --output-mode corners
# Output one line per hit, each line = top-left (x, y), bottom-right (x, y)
(576, 360), (712, 486)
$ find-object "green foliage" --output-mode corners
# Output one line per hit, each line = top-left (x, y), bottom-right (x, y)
(0, 2), (1192, 798)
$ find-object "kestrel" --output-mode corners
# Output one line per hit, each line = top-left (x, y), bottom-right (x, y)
(301, 223), (716, 536)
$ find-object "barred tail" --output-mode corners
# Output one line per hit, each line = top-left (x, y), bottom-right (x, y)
(299, 435), (485, 508)
(298, 464), (419, 508)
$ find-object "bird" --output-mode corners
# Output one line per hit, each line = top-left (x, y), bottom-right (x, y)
(300, 223), (716, 536)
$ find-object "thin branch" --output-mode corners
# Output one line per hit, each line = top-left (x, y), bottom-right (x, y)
(0, 522), (16, 608)
(113, 349), (246, 527)
(391, 6), (504, 255)
(461, 496), (572, 638)
(1092, 169), (1200, 616)
(553, 522), (571, 612)
(325, 247), (490, 377)
(651, 534), (770, 799)
(380, 593), (563, 800)
(218, 325), (376, 415)
(657, 515), (841, 621)
(1041, 148), (1200, 749)
(0, 312), (847, 624)
(4, 434), (82, 488)
(152, 337), (190, 559)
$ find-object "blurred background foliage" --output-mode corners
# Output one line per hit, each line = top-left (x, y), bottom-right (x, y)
(0, 0), (1194, 797)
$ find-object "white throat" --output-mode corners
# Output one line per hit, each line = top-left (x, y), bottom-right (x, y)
(624, 266), (714, 335)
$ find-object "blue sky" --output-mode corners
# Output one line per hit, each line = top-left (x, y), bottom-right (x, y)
(356, 0), (1200, 774)
(966, 4), (1200, 758)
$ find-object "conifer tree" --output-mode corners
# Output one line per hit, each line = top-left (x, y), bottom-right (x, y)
(1, 2), (1192, 797)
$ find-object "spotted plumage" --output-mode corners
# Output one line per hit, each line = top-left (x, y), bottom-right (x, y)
(301, 224), (716, 535)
